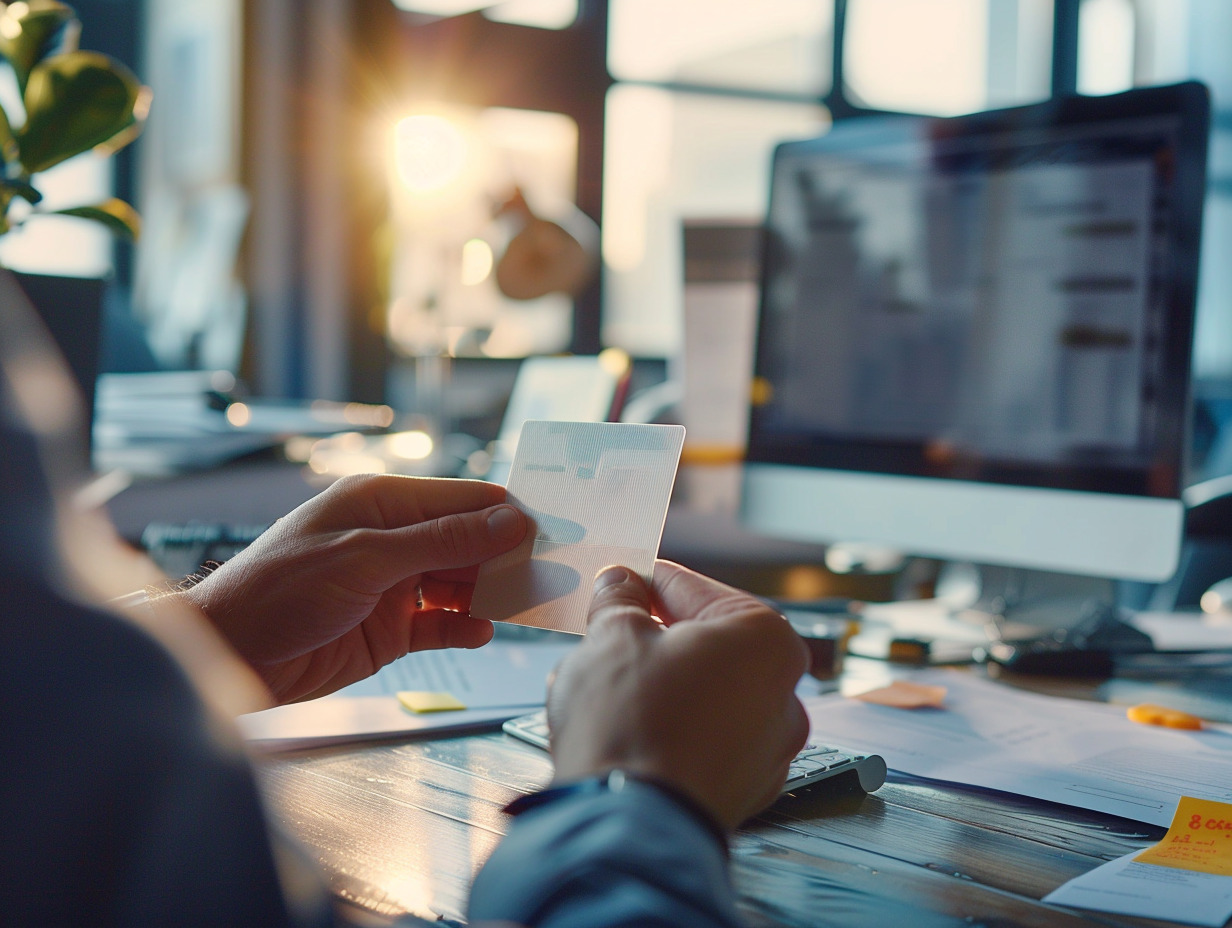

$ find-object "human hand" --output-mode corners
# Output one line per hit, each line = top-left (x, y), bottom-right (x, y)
(546, 561), (811, 831)
(179, 474), (526, 704)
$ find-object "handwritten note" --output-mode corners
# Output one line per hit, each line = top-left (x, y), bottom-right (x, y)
(1137, 797), (1232, 877)
(1045, 797), (1232, 926)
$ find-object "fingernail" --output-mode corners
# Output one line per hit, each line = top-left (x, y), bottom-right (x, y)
(487, 505), (523, 542)
(593, 565), (630, 594)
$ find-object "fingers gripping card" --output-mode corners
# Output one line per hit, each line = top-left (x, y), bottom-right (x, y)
(470, 421), (685, 635)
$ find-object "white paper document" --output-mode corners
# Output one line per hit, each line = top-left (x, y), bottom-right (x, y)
(804, 670), (1232, 827)
(1045, 852), (1232, 926)
(238, 639), (575, 746)
(1128, 611), (1232, 651)
(1045, 795), (1232, 925)
(471, 420), (685, 635)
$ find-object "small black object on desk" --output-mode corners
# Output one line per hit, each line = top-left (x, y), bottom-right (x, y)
(977, 604), (1155, 677)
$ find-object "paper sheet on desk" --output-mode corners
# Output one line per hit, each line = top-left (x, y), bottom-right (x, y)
(238, 639), (575, 747)
(804, 670), (1232, 827)
(1044, 797), (1232, 925)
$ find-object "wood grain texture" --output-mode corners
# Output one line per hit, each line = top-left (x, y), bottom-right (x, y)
(256, 728), (1186, 927)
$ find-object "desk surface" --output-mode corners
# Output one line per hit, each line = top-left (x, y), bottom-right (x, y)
(110, 459), (1199, 924)
(254, 677), (1183, 928)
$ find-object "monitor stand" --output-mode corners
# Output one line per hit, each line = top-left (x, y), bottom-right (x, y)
(931, 562), (1154, 675)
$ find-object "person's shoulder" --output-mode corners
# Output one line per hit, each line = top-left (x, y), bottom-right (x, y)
(2, 571), (193, 697)
(0, 569), (215, 770)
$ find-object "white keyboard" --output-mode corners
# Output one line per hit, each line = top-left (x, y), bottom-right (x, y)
(502, 710), (888, 796)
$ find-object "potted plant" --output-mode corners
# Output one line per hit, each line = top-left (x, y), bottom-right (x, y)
(0, 0), (148, 240)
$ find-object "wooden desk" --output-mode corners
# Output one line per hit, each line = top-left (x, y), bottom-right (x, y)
(254, 675), (1183, 928)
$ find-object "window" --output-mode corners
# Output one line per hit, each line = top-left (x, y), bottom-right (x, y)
(602, 0), (832, 357)
(1076, 0), (1135, 95)
(1081, 0), (1232, 381)
(602, 88), (826, 354)
(386, 105), (579, 358)
(390, 0), (578, 29)
(608, 0), (833, 95)
(844, 0), (1053, 115)
(0, 155), (114, 278)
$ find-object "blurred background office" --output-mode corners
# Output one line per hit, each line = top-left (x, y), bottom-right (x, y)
(15, 0), (1232, 482)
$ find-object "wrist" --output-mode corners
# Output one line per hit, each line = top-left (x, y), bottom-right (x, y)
(144, 559), (223, 603)
(505, 768), (729, 853)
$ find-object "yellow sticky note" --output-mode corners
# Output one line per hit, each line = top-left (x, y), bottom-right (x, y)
(397, 691), (467, 713)
(1127, 703), (1204, 730)
(1136, 797), (1232, 876)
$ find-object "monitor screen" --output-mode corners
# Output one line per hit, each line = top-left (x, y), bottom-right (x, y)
(743, 83), (1209, 582)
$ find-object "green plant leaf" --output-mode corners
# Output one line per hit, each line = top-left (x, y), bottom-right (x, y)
(18, 49), (146, 174)
(0, 176), (41, 203)
(54, 197), (140, 240)
(0, 104), (18, 166)
(0, 1), (80, 94)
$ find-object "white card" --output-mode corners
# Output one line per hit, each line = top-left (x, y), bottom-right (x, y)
(470, 420), (685, 635)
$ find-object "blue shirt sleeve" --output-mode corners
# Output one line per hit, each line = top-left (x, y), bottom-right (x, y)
(468, 780), (743, 928)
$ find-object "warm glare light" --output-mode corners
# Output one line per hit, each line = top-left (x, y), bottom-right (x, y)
(385, 430), (435, 461)
(335, 431), (367, 452)
(308, 451), (388, 478)
(284, 436), (317, 462)
(460, 238), (494, 286)
(466, 448), (493, 476)
(225, 402), (251, 427)
(337, 401), (395, 428)
(394, 115), (468, 193)
(390, 0), (488, 14)
(598, 347), (631, 377)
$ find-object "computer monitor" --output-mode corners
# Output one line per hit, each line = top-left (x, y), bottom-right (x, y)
(742, 83), (1209, 585)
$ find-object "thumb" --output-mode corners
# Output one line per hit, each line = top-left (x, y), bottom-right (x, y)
(585, 566), (659, 636)
(394, 504), (526, 574)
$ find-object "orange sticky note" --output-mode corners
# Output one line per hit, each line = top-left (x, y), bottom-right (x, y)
(397, 691), (467, 713)
(853, 680), (947, 709)
(1127, 703), (1204, 730)
(1136, 797), (1232, 877)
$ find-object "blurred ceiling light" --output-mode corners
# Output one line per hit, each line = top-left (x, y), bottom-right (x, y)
(344, 402), (396, 428)
(305, 432), (388, 477)
(460, 237), (494, 286)
(465, 448), (493, 477)
(598, 347), (632, 377)
(307, 451), (388, 478)
(385, 430), (435, 460)
(394, 114), (468, 193)
(225, 402), (252, 427)
(283, 436), (318, 463)
(391, 0), (491, 15)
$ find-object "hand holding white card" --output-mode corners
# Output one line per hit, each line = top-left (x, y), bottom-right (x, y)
(470, 420), (685, 634)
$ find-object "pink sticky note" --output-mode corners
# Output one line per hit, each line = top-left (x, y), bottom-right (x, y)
(853, 680), (947, 709)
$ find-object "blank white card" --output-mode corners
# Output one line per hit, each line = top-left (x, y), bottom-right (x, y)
(470, 420), (685, 635)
